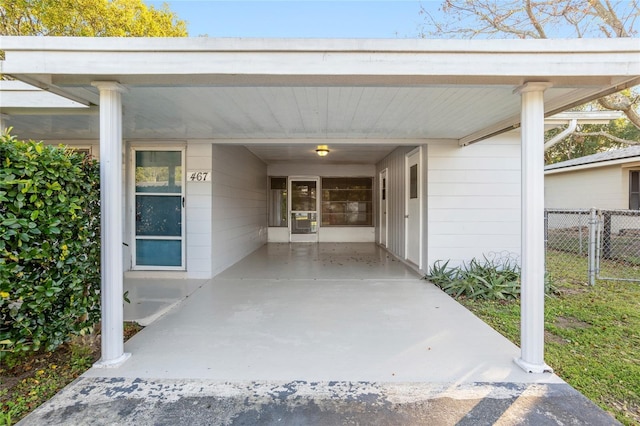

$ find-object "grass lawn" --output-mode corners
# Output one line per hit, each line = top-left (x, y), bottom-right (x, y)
(459, 250), (640, 426)
(0, 323), (142, 425)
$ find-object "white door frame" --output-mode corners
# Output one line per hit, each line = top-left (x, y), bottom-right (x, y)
(379, 168), (388, 247)
(288, 176), (320, 243)
(404, 147), (422, 268)
(130, 146), (186, 270)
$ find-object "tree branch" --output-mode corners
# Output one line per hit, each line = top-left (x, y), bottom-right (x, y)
(588, 0), (630, 36)
(598, 94), (640, 130)
(525, 0), (548, 37)
(574, 131), (640, 145)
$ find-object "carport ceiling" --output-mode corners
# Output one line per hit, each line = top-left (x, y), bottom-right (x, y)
(0, 83), (603, 165)
(7, 84), (529, 140)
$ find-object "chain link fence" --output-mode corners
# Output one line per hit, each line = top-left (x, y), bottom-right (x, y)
(545, 208), (640, 284)
(545, 209), (592, 285)
(596, 209), (640, 281)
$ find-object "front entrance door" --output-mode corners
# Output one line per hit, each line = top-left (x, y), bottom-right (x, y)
(405, 148), (421, 267)
(289, 177), (319, 242)
(379, 168), (388, 247)
(133, 149), (185, 269)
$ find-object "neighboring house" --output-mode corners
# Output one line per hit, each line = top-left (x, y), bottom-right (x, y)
(1, 36), (639, 372)
(545, 145), (640, 210)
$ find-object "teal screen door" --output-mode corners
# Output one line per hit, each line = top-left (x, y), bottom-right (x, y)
(134, 150), (184, 268)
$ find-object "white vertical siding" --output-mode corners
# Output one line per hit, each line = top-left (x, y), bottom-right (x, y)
(375, 146), (417, 261)
(427, 134), (521, 268)
(545, 165), (625, 209)
(186, 143), (213, 278)
(211, 144), (267, 277)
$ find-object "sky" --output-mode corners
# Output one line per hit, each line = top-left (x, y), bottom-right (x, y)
(145, 1), (438, 38)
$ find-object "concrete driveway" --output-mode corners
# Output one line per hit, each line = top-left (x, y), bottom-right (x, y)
(19, 243), (619, 425)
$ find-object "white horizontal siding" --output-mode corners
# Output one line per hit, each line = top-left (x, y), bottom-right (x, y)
(545, 165), (625, 210)
(267, 163), (375, 177)
(319, 227), (375, 242)
(186, 143), (213, 278)
(211, 144), (267, 277)
(427, 133), (521, 268)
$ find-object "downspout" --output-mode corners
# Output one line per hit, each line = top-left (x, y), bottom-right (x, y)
(544, 119), (578, 151)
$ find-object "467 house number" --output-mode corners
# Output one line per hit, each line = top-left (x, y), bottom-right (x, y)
(187, 171), (212, 182)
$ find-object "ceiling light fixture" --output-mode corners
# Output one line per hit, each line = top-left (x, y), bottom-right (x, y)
(315, 145), (330, 157)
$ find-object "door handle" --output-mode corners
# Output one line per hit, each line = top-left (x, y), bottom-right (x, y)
(405, 215), (409, 218)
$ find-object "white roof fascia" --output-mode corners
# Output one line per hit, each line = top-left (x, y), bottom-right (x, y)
(545, 156), (640, 175)
(1, 37), (639, 86)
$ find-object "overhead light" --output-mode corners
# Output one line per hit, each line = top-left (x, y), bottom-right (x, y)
(315, 145), (330, 157)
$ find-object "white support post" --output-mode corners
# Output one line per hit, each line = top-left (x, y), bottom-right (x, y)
(514, 82), (553, 374)
(92, 81), (130, 368)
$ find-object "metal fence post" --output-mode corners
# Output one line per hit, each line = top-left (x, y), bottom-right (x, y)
(544, 209), (549, 253)
(588, 207), (597, 286)
(602, 210), (612, 259)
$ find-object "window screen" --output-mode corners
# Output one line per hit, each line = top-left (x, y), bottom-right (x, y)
(321, 177), (373, 226)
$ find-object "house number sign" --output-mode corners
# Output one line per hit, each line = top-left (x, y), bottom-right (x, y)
(187, 171), (212, 182)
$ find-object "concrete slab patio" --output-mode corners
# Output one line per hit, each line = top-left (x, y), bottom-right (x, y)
(19, 244), (619, 425)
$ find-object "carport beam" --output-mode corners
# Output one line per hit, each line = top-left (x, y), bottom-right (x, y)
(92, 81), (130, 368)
(515, 82), (553, 374)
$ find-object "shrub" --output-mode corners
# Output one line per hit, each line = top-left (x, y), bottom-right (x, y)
(426, 253), (555, 300)
(0, 133), (101, 356)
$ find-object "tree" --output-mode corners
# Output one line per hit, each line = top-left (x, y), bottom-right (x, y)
(419, 0), (640, 162)
(0, 0), (187, 36)
(420, 1), (639, 39)
(545, 117), (640, 163)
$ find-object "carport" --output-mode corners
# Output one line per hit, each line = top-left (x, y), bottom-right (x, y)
(91, 243), (554, 382)
(1, 36), (639, 379)
(20, 243), (619, 425)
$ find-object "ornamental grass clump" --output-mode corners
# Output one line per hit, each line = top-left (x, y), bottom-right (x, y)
(426, 254), (553, 300)
(0, 133), (101, 357)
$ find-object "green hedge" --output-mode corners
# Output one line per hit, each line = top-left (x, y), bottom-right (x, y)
(0, 133), (101, 355)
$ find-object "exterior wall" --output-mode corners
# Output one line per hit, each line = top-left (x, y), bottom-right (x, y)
(211, 144), (268, 277)
(318, 227), (375, 242)
(267, 163), (374, 177)
(545, 165), (625, 210)
(185, 143), (213, 278)
(427, 133), (521, 268)
(375, 146), (417, 262)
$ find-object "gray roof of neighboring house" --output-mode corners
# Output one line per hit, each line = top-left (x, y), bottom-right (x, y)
(545, 145), (640, 171)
